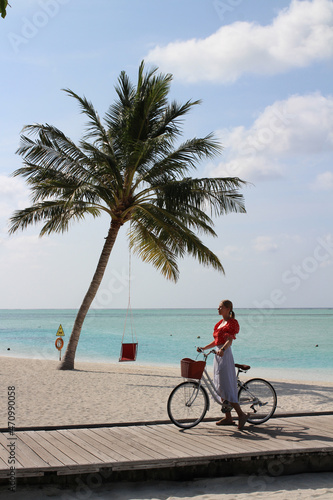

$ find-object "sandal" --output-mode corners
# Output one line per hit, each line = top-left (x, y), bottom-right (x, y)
(238, 413), (249, 430)
(216, 419), (236, 426)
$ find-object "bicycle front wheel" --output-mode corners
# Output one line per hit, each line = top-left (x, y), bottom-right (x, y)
(167, 381), (209, 429)
(238, 378), (277, 424)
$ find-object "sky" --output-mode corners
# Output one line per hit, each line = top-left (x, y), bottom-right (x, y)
(0, 0), (332, 310)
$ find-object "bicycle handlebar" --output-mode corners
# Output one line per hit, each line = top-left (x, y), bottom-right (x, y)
(197, 348), (216, 360)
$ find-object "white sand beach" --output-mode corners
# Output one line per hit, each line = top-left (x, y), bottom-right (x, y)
(0, 357), (332, 428)
(0, 472), (333, 499)
(0, 357), (332, 499)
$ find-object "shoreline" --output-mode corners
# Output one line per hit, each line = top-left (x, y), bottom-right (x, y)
(0, 356), (332, 428)
(3, 352), (333, 383)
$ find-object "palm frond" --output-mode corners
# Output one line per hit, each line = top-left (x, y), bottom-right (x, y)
(154, 177), (247, 216)
(9, 200), (101, 236)
(131, 204), (224, 279)
(62, 89), (115, 156)
(17, 124), (93, 179)
(136, 135), (222, 187)
(129, 220), (179, 282)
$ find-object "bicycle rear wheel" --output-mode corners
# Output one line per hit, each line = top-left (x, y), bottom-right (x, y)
(167, 381), (209, 429)
(238, 378), (277, 424)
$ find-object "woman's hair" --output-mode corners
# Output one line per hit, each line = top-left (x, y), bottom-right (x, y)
(222, 299), (235, 319)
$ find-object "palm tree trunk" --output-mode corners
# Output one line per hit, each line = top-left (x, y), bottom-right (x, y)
(58, 219), (122, 370)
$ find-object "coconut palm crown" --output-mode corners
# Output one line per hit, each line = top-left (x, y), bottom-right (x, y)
(9, 61), (247, 370)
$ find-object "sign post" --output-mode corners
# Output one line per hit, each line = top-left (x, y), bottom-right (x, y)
(55, 324), (65, 360)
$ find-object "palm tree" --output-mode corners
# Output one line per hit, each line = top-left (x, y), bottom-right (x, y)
(9, 61), (247, 370)
(0, 1), (9, 19)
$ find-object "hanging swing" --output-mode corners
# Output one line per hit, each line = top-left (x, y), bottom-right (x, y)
(119, 238), (138, 362)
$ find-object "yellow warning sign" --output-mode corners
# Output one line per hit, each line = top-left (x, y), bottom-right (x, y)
(56, 324), (65, 336)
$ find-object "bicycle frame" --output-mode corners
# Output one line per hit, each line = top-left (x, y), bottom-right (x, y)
(201, 369), (222, 406)
(168, 350), (277, 428)
(195, 350), (249, 409)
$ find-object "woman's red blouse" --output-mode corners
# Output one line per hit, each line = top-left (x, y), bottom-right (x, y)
(213, 318), (239, 346)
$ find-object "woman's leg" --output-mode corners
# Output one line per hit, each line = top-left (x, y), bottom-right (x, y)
(216, 399), (234, 425)
(216, 412), (234, 425)
(230, 402), (249, 430)
(217, 402), (249, 428)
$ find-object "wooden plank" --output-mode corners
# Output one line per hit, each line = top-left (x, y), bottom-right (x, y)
(0, 470), (44, 479)
(40, 430), (93, 466)
(13, 435), (51, 469)
(287, 416), (333, 436)
(57, 465), (101, 476)
(227, 418), (333, 455)
(165, 419), (332, 458)
(155, 423), (233, 455)
(163, 427), (240, 459)
(138, 425), (203, 457)
(58, 429), (120, 464)
(29, 431), (78, 466)
(267, 417), (333, 452)
(89, 428), (146, 462)
(101, 427), (168, 461)
(293, 415), (333, 427)
(162, 426), (236, 457)
(126, 426), (192, 459)
(19, 432), (64, 468)
(79, 428), (133, 462)
(111, 426), (172, 460)
(70, 428), (129, 463)
(188, 428), (272, 456)
(259, 417), (333, 454)
(152, 423), (256, 457)
(54, 430), (105, 464)
(171, 423), (259, 454)
(0, 441), (10, 467)
(0, 432), (26, 469)
(131, 424), (214, 459)
(122, 427), (204, 458)
(0, 433), (22, 468)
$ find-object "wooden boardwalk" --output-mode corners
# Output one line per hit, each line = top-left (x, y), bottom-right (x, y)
(0, 414), (332, 486)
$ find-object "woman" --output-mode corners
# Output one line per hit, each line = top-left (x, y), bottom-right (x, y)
(197, 299), (248, 430)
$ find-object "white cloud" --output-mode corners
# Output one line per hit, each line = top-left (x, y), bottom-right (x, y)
(145, 0), (333, 83)
(219, 245), (244, 261)
(312, 171), (333, 190)
(0, 175), (30, 233)
(209, 93), (333, 181)
(253, 236), (278, 253)
(0, 234), (56, 266)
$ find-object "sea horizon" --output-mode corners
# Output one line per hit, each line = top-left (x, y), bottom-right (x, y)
(1, 307), (332, 310)
(1, 308), (332, 382)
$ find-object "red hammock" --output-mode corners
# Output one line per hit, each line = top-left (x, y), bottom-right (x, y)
(119, 240), (138, 362)
(119, 342), (138, 362)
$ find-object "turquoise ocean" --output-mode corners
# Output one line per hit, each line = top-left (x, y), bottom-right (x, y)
(0, 308), (332, 382)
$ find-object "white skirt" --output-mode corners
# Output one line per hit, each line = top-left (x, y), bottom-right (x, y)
(213, 346), (238, 403)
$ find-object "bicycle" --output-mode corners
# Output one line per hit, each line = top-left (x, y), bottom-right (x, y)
(167, 349), (277, 429)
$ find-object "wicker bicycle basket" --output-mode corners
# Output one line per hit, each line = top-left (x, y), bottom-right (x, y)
(180, 358), (206, 380)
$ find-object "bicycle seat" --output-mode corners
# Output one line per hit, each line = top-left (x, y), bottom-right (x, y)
(235, 363), (250, 371)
